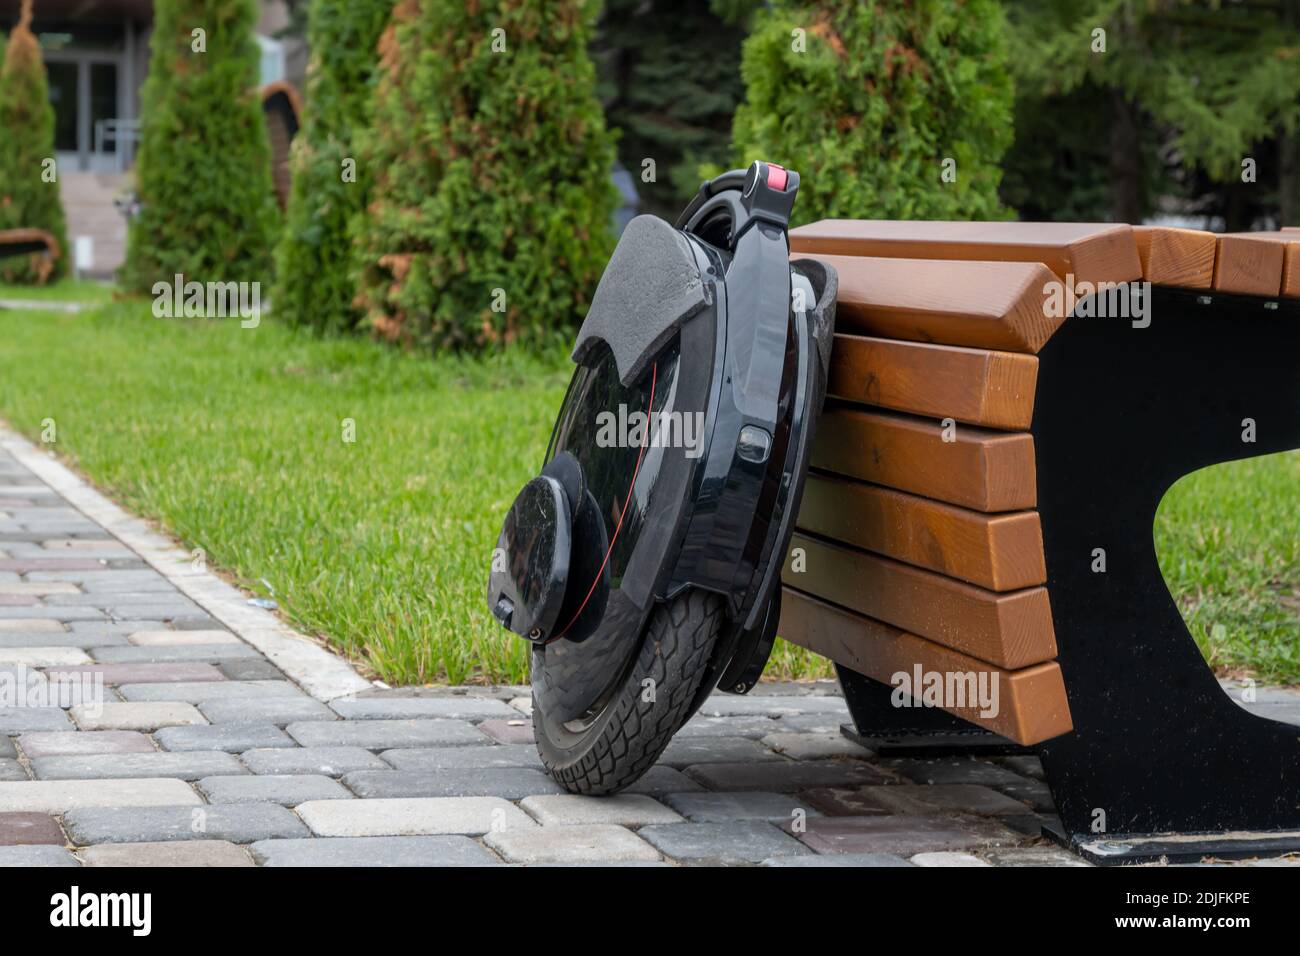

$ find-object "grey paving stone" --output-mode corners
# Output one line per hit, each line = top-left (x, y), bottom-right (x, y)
(71, 701), (206, 731)
(773, 714), (852, 734)
(357, 684), (528, 701)
(622, 766), (704, 796)
(342, 768), (564, 799)
(218, 659), (286, 681)
(0, 607), (104, 621)
(69, 620), (168, 635)
(475, 718), (535, 744)
(296, 796), (537, 837)
(788, 815), (1023, 856)
(79, 841), (254, 867)
(662, 791), (821, 824)
(241, 746), (389, 776)
(64, 804), (309, 845)
(685, 760), (890, 792)
(120, 681), (303, 703)
(330, 697), (518, 721)
(0, 737), (12, 759)
(520, 794), (684, 827)
(658, 736), (779, 767)
(805, 784), (1032, 818)
(154, 723), (294, 753)
(990, 776), (1056, 812)
(0, 811), (64, 845)
(45, 662), (225, 685)
(199, 697), (336, 726)
(0, 844), (78, 866)
(287, 718), (485, 750)
(762, 732), (872, 761)
(639, 820), (811, 863)
(0, 760), (26, 781)
(380, 745), (542, 771)
(882, 757), (1030, 788)
(761, 853), (912, 867)
(0, 708), (72, 732)
(0, 632), (127, 648)
(982, 847), (1092, 867)
(0, 778), (202, 811)
(90, 644), (262, 664)
(672, 715), (785, 739)
(993, 755), (1047, 781)
(250, 836), (499, 867)
(197, 774), (352, 806)
(695, 695), (851, 717)
(486, 824), (660, 864)
(18, 730), (154, 757)
(31, 751), (246, 781)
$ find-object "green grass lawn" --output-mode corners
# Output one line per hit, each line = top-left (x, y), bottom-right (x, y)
(0, 296), (1295, 684)
(0, 278), (115, 304)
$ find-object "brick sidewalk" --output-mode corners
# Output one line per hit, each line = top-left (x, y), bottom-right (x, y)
(0, 440), (1296, 867)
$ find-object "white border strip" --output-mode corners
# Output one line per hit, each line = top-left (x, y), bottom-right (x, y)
(0, 424), (372, 701)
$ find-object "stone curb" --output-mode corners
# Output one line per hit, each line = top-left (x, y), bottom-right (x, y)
(0, 424), (372, 702)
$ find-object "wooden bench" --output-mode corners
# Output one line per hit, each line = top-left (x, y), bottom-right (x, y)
(779, 219), (1300, 861)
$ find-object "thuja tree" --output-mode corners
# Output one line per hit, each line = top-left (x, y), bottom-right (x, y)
(122, 0), (279, 293)
(353, 0), (618, 351)
(272, 0), (393, 333)
(729, 0), (1014, 224)
(0, 0), (70, 283)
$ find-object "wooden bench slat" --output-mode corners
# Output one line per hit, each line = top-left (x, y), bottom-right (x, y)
(0, 228), (59, 262)
(779, 587), (1073, 745)
(1132, 226), (1217, 288)
(798, 472), (1046, 591)
(828, 333), (1038, 430)
(1201, 232), (1300, 298)
(805, 254), (1061, 353)
(782, 532), (1057, 669)
(1213, 234), (1284, 296)
(790, 219), (1142, 285)
(813, 406), (1037, 512)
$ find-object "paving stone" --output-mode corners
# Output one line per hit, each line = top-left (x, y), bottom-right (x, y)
(0, 778), (202, 811)
(250, 835), (499, 867)
(910, 851), (992, 867)
(72, 701), (207, 731)
(0, 607), (103, 621)
(241, 746), (389, 776)
(0, 811), (64, 845)
(685, 760), (890, 792)
(0, 648), (91, 667)
(64, 803), (308, 845)
(662, 791), (820, 824)
(0, 583), (79, 596)
(287, 719), (485, 749)
(775, 714), (853, 734)
(804, 784), (1031, 819)
(761, 732), (872, 761)
(993, 755), (1047, 781)
(91, 644), (261, 664)
(761, 853), (913, 867)
(199, 697), (336, 726)
(695, 695), (850, 717)
(990, 776), (1056, 812)
(0, 619), (64, 632)
(0, 632), (126, 648)
(0, 737), (12, 759)
(674, 715), (784, 739)
(0, 708), (72, 732)
(31, 752), (246, 781)
(787, 815), (1023, 856)
(218, 659), (286, 681)
(639, 820), (811, 863)
(380, 745), (542, 771)
(120, 681), (303, 702)
(329, 697), (518, 721)
(197, 774), (352, 806)
(45, 662), (226, 685)
(659, 736), (779, 767)
(155, 723), (294, 753)
(129, 629), (241, 646)
(79, 841), (255, 867)
(521, 794), (684, 827)
(486, 824), (660, 864)
(621, 766), (704, 796)
(0, 845), (78, 866)
(883, 757), (1030, 788)
(342, 768), (564, 799)
(475, 718), (535, 744)
(296, 796), (536, 837)
(17, 730), (154, 757)
(982, 846), (1092, 867)
(0, 760), (26, 781)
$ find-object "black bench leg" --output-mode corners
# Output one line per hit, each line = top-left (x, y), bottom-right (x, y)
(1030, 288), (1300, 862)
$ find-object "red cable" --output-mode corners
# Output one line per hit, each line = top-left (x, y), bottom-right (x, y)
(549, 362), (658, 642)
